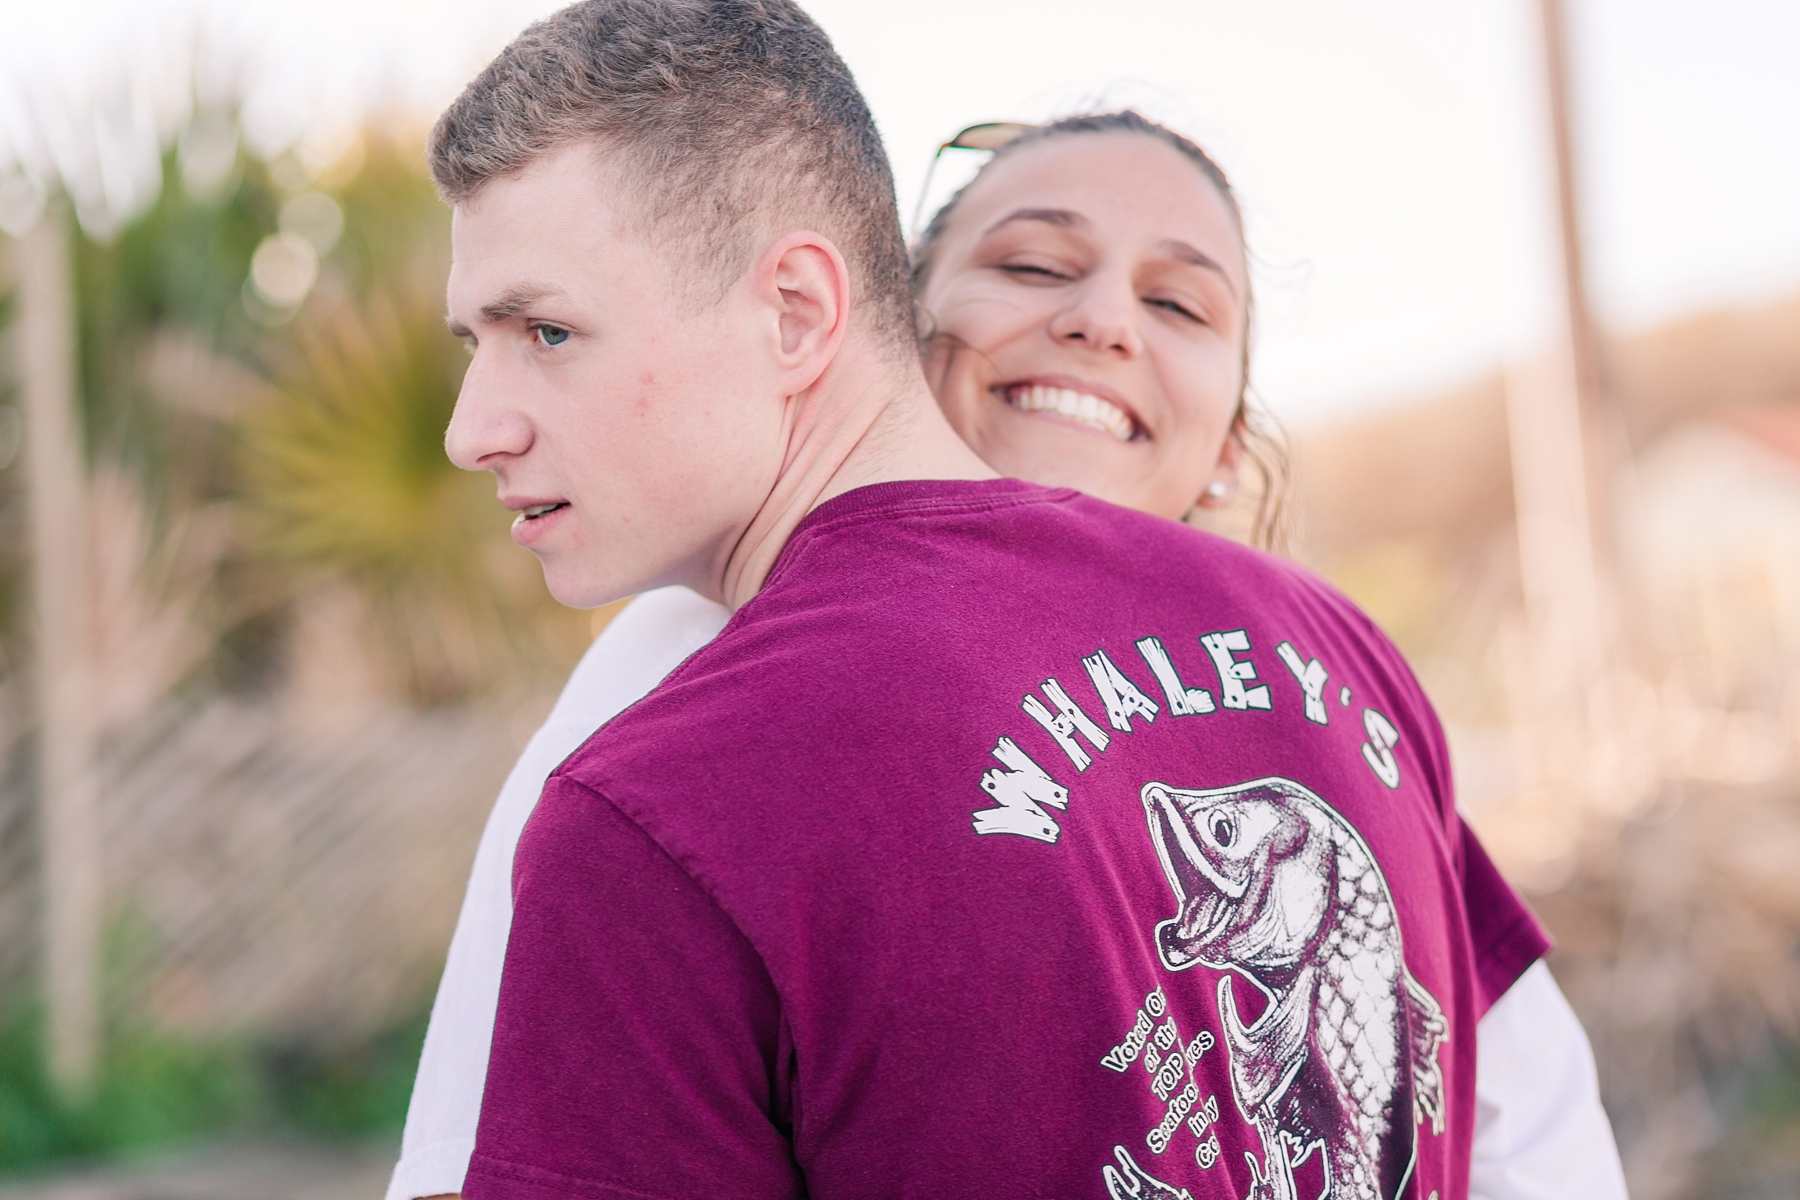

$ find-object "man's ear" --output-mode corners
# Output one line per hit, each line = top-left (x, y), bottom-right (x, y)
(753, 231), (850, 396)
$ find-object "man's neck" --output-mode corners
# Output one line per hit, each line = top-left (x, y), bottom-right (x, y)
(716, 345), (995, 609)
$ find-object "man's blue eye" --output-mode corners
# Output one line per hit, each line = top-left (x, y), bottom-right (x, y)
(538, 325), (570, 346)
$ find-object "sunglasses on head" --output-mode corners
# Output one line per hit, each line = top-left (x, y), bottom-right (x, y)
(909, 121), (1035, 246)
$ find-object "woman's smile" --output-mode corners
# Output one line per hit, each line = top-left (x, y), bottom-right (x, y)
(996, 379), (1140, 442)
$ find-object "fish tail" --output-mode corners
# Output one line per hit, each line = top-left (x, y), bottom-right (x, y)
(1404, 971), (1448, 1136)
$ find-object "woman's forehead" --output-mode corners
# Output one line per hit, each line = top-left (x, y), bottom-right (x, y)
(957, 132), (1241, 251)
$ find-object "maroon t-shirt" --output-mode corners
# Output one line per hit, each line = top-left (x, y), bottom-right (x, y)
(467, 479), (1546, 1200)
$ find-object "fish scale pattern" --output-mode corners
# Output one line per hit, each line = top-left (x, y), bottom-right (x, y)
(1309, 818), (1407, 1198)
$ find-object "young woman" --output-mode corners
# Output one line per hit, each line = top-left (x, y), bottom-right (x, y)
(915, 114), (1625, 1199)
(390, 112), (1624, 1200)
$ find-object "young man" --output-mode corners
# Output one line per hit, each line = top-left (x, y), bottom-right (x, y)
(434, 2), (1556, 1197)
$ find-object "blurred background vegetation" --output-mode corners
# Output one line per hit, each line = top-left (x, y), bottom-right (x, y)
(0, 33), (1795, 1200)
(0, 74), (592, 1180)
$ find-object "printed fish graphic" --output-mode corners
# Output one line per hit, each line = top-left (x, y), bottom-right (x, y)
(1140, 777), (1446, 1200)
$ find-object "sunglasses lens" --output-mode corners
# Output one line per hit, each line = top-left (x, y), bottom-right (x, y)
(911, 121), (1036, 244)
(948, 122), (1032, 153)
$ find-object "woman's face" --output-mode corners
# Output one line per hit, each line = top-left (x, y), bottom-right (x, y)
(917, 132), (1249, 520)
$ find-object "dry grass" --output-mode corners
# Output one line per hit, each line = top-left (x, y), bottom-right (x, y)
(1288, 291), (1800, 1199)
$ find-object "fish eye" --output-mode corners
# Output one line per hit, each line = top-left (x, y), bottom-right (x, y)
(1207, 810), (1235, 848)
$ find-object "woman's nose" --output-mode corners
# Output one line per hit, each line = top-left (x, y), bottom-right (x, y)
(1047, 274), (1145, 359)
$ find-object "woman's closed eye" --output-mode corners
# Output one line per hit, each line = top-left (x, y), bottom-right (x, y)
(1146, 295), (1205, 324)
(994, 257), (1076, 283)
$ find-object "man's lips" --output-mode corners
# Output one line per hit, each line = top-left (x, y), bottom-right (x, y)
(503, 498), (571, 542)
(995, 379), (1139, 442)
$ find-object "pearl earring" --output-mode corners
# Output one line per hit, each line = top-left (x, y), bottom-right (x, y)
(1204, 482), (1228, 501)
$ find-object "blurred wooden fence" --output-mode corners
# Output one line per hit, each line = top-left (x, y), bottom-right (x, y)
(0, 697), (514, 1039)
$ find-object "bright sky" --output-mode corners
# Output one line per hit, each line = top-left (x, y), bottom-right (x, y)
(3, 0), (1797, 426)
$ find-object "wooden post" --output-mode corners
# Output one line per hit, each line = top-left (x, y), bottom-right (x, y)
(1503, 0), (1612, 818)
(1538, 0), (1604, 423)
(14, 206), (101, 1098)
(1537, 0), (1624, 559)
(1507, 350), (1604, 702)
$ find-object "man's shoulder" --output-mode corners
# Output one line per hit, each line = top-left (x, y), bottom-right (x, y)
(770, 477), (1320, 605)
(550, 588), (731, 721)
(553, 482), (1362, 783)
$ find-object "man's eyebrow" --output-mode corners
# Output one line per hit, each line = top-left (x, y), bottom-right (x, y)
(1158, 238), (1239, 300)
(982, 207), (1087, 236)
(478, 283), (565, 324)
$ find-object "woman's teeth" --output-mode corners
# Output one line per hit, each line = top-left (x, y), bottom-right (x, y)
(520, 502), (565, 520)
(1005, 385), (1135, 442)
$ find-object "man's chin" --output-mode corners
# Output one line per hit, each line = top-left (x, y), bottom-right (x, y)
(538, 560), (638, 612)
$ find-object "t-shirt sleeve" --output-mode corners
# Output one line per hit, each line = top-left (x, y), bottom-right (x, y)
(465, 776), (801, 1200)
(1459, 818), (1552, 1016)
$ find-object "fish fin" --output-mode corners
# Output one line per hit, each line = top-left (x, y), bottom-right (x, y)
(1404, 970), (1449, 1135)
(1218, 973), (1312, 1120)
(1241, 1124), (1302, 1200)
(1155, 918), (1201, 972)
(1102, 1145), (1193, 1200)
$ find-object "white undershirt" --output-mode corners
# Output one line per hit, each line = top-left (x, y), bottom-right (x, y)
(385, 586), (1627, 1200)
(1471, 960), (1629, 1199)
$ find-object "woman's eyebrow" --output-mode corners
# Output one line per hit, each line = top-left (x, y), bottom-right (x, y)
(982, 207), (1087, 236)
(1158, 238), (1238, 300)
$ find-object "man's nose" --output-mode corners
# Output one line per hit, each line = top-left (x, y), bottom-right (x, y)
(1047, 272), (1145, 359)
(444, 351), (532, 471)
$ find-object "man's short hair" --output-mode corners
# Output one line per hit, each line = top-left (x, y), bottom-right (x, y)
(431, 0), (915, 355)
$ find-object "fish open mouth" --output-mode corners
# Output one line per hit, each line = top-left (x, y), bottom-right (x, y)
(1144, 784), (1248, 906)
(1145, 784), (1235, 970)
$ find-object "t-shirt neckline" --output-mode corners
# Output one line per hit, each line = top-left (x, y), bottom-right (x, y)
(796, 476), (1072, 534)
(749, 477), (1075, 605)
